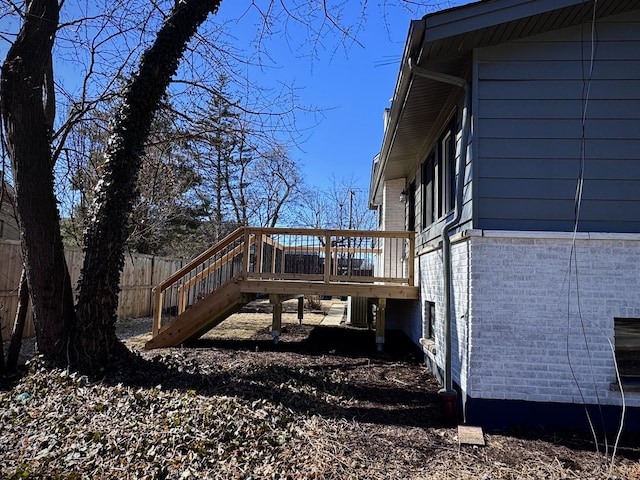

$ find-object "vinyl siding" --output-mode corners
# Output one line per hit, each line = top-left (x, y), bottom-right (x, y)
(475, 10), (640, 232)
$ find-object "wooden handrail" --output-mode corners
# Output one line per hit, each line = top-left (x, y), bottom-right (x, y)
(323, 232), (331, 283)
(244, 227), (412, 239)
(408, 233), (415, 286)
(281, 246), (382, 255)
(155, 228), (413, 295)
(180, 243), (245, 291)
(154, 227), (246, 293)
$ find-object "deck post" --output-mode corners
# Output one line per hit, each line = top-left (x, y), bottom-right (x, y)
(270, 237), (277, 274)
(255, 233), (263, 277)
(323, 231), (331, 283)
(177, 285), (186, 315)
(297, 296), (304, 325)
(376, 297), (386, 352)
(408, 234), (415, 285)
(152, 287), (163, 337)
(241, 228), (250, 278)
(270, 294), (282, 344)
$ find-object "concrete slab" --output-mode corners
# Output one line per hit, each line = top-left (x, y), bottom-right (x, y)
(320, 303), (346, 326)
(458, 425), (485, 446)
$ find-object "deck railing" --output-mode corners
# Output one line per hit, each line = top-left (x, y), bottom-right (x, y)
(152, 227), (414, 336)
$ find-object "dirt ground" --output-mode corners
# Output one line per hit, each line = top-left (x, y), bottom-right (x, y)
(117, 297), (336, 350)
(2, 298), (640, 479)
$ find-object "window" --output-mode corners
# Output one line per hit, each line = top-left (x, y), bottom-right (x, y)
(407, 181), (416, 231)
(421, 155), (434, 229)
(440, 129), (456, 215)
(614, 318), (640, 379)
(421, 119), (457, 230)
(426, 301), (436, 340)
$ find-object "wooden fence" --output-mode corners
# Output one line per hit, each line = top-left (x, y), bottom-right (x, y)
(0, 239), (185, 341)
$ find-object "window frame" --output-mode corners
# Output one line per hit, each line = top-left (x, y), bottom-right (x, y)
(421, 117), (457, 231)
(426, 301), (436, 340)
(614, 317), (640, 379)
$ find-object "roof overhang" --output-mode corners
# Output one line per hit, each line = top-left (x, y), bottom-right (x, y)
(369, 0), (640, 207)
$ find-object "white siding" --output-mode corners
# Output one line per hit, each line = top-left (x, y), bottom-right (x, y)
(378, 179), (406, 277)
(381, 179), (406, 231)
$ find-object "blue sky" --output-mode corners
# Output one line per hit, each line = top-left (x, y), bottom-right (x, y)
(0, 0), (469, 197)
(215, 1), (469, 194)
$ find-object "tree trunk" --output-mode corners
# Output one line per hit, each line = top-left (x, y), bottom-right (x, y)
(6, 268), (30, 373)
(74, 0), (223, 371)
(0, 0), (76, 365)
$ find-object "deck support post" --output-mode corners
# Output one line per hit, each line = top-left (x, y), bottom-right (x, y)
(376, 298), (386, 352)
(297, 296), (304, 325)
(270, 294), (282, 344)
(152, 288), (162, 337)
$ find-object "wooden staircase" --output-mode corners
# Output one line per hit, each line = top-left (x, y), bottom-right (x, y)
(145, 280), (255, 349)
(145, 227), (418, 350)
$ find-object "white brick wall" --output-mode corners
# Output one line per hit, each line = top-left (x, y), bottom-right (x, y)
(418, 231), (640, 409)
(419, 241), (471, 395)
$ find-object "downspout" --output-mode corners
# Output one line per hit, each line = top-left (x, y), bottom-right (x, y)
(408, 57), (471, 417)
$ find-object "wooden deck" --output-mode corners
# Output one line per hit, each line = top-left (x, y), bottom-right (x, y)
(145, 227), (418, 350)
(239, 279), (417, 299)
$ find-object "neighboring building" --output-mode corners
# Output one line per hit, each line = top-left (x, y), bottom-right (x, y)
(370, 0), (640, 430)
(0, 182), (19, 241)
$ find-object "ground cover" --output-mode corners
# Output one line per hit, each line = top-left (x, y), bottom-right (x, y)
(1, 300), (639, 479)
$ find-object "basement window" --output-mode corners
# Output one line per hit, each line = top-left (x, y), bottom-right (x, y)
(614, 318), (640, 388)
(420, 301), (437, 355)
(426, 301), (436, 340)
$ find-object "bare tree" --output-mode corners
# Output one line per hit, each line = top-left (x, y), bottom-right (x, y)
(247, 145), (302, 227)
(295, 188), (332, 229)
(1, 0), (226, 370)
(190, 76), (304, 234)
(2, 0), (439, 371)
(64, 102), (205, 255)
(73, 0), (225, 370)
(296, 176), (375, 231)
(1, 0), (76, 363)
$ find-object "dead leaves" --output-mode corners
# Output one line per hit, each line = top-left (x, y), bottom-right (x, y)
(1, 348), (639, 479)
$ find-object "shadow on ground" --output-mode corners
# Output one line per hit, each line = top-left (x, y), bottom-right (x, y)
(107, 325), (447, 430)
(193, 325), (420, 358)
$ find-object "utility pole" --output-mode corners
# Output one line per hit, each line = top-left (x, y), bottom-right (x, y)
(348, 190), (355, 276)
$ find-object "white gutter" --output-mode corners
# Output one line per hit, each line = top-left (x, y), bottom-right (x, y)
(369, 21), (425, 208)
(408, 58), (471, 400)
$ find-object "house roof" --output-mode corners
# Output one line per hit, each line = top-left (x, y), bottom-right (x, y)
(370, 0), (640, 207)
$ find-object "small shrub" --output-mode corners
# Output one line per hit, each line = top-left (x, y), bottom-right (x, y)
(305, 295), (322, 311)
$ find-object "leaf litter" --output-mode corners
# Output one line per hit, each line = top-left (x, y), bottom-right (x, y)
(1, 319), (640, 479)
